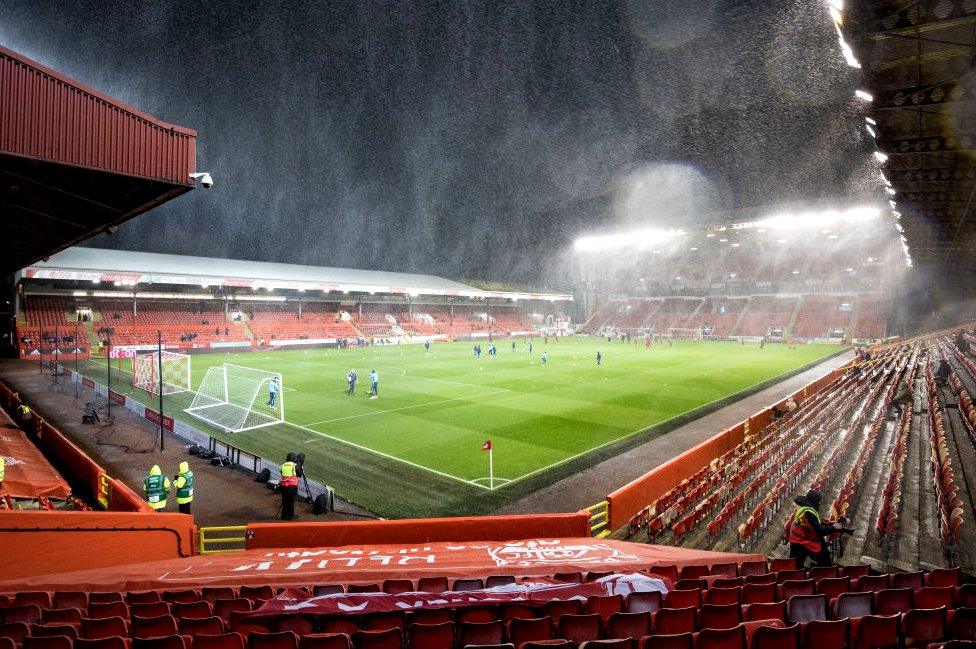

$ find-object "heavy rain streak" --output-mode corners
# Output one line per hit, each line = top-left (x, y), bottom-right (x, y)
(0, 0), (888, 290)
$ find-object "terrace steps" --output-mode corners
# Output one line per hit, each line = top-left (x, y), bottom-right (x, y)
(785, 296), (803, 338)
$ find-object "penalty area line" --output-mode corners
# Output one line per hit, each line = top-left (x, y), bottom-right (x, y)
(284, 419), (492, 490)
(298, 389), (509, 428)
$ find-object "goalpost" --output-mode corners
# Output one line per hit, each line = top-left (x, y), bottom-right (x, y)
(131, 351), (191, 395)
(667, 327), (704, 342)
(184, 364), (284, 432)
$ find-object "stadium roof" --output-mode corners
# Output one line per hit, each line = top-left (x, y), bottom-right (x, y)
(22, 248), (573, 302)
(0, 45), (197, 273)
(843, 0), (976, 271)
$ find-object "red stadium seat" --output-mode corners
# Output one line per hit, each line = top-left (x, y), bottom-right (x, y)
(769, 559), (798, 573)
(318, 619), (358, 637)
(88, 595), (124, 606)
(873, 589), (913, 616)
(949, 609), (976, 642)
(606, 612), (652, 640)
(743, 575), (776, 586)
(800, 619), (848, 649)
(553, 572), (583, 584)
(353, 629), (401, 649)
(53, 593), (88, 611)
(405, 622), (453, 649)
(647, 566), (679, 582)
(299, 634), (350, 649)
(0, 637), (12, 649)
(833, 592), (872, 619)
(81, 617), (129, 640)
(381, 580), (413, 595)
(0, 623), (30, 645)
(679, 565), (709, 580)
(742, 584), (776, 605)
(239, 587), (275, 602)
(42, 608), (83, 627)
(696, 625), (746, 649)
(545, 600), (584, 622)
(889, 573), (924, 590)
(700, 603), (742, 630)
(346, 585), (380, 594)
(361, 613), (403, 633)
(126, 593), (161, 606)
(312, 586), (344, 597)
(778, 580), (815, 601)
(521, 642), (574, 649)
(130, 603), (171, 619)
(750, 622), (800, 649)
(664, 591), (701, 610)
(704, 588), (740, 606)
(626, 592), (662, 614)
(787, 595), (827, 624)
(87, 604), (129, 621)
(901, 607), (947, 647)
(815, 577), (850, 599)
(841, 565), (870, 580)
(674, 580), (708, 592)
(507, 617), (552, 646)
(30, 624), (78, 640)
(740, 561), (769, 577)
(3, 606), (43, 625)
(76, 639), (130, 649)
(172, 602), (212, 620)
(850, 613), (899, 649)
(407, 609), (452, 626)
(957, 585), (976, 609)
(416, 578), (448, 594)
(639, 633), (694, 649)
(586, 595), (624, 622)
(587, 571), (613, 582)
(485, 576), (516, 589)
(914, 587), (954, 610)
(201, 588), (236, 603)
(710, 563), (739, 578)
(854, 576), (889, 593)
(457, 606), (498, 624)
(131, 615), (178, 640)
(194, 633), (246, 649)
(653, 608), (697, 635)
(712, 578), (744, 589)
(16, 594), (53, 610)
(499, 604), (539, 625)
(458, 620), (504, 647)
(161, 591), (199, 605)
(776, 571), (807, 583)
(178, 616), (225, 636)
(579, 640), (632, 649)
(557, 614), (601, 644)
(807, 567), (838, 581)
(452, 579), (484, 592)
(248, 632), (299, 649)
(132, 636), (188, 649)
(925, 568), (962, 588)
(741, 601), (786, 623)
(213, 600), (251, 622)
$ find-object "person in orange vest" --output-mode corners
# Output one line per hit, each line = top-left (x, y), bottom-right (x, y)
(785, 490), (844, 567)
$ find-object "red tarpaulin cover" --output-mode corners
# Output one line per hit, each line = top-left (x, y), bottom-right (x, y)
(0, 537), (764, 592)
(251, 575), (668, 618)
(0, 424), (71, 500)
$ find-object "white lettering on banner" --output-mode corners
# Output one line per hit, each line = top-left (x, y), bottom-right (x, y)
(489, 540), (639, 568)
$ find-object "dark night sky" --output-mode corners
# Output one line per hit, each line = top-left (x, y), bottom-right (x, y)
(0, 0), (879, 286)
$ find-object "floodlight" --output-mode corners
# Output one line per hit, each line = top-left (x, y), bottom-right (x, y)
(829, 6), (843, 24)
(731, 242), (740, 247)
(886, 187), (896, 195)
(792, 270), (800, 274)
(865, 117), (877, 125)
(874, 151), (888, 162)
(866, 124), (877, 138)
(889, 200), (897, 209)
(880, 172), (891, 185)
(189, 172), (214, 188)
(690, 247), (699, 251)
(827, 0), (843, 10)
(719, 238), (728, 242)
(855, 89), (873, 101)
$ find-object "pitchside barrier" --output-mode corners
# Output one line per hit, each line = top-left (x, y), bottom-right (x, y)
(604, 363), (850, 532)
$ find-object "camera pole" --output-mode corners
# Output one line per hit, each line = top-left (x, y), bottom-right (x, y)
(157, 330), (164, 452)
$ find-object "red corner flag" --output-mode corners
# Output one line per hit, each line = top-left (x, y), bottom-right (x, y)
(482, 439), (492, 451)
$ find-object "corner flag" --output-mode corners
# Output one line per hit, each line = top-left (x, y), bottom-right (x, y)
(483, 440), (494, 490)
(482, 439), (492, 451)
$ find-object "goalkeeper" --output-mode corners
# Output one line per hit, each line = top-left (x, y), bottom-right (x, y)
(267, 377), (280, 407)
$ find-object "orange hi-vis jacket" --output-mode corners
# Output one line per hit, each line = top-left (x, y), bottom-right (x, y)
(787, 505), (822, 552)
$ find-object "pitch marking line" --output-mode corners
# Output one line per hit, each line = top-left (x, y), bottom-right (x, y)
(299, 388), (510, 430)
(284, 419), (494, 490)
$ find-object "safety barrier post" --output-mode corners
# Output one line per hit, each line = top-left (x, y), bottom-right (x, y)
(585, 501), (611, 538)
(97, 473), (110, 509)
(198, 525), (247, 554)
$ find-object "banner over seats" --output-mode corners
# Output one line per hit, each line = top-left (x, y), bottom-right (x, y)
(0, 423), (71, 499)
(0, 537), (764, 592)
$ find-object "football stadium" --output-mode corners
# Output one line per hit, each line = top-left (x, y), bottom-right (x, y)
(2, 2), (976, 648)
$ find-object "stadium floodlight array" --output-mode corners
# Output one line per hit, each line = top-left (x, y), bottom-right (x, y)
(668, 327), (704, 341)
(185, 364), (284, 432)
(132, 351), (191, 396)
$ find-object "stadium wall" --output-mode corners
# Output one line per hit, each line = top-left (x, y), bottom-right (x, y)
(245, 512), (592, 550)
(605, 364), (848, 531)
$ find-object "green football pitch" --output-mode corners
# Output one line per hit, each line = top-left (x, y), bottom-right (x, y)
(79, 338), (844, 519)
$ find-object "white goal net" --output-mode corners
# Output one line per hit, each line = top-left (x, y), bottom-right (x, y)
(184, 364), (284, 432)
(667, 327), (704, 341)
(131, 351), (191, 395)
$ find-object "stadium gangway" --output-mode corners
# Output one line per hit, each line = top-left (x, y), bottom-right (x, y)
(585, 500), (611, 538)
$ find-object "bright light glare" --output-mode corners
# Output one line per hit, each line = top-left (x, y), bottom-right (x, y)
(865, 116), (876, 125)
(880, 172), (891, 186)
(574, 228), (684, 252)
(748, 206), (881, 232)
(827, 0), (843, 9)
(829, 6), (843, 24)
(886, 187), (896, 195)
(874, 151), (888, 163)
(866, 124), (877, 138)
(855, 89), (874, 101)
(835, 25), (860, 68)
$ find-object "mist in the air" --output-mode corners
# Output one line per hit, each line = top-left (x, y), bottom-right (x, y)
(0, 0), (882, 290)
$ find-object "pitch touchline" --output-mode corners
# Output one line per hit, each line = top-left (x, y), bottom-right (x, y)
(299, 389), (510, 429)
